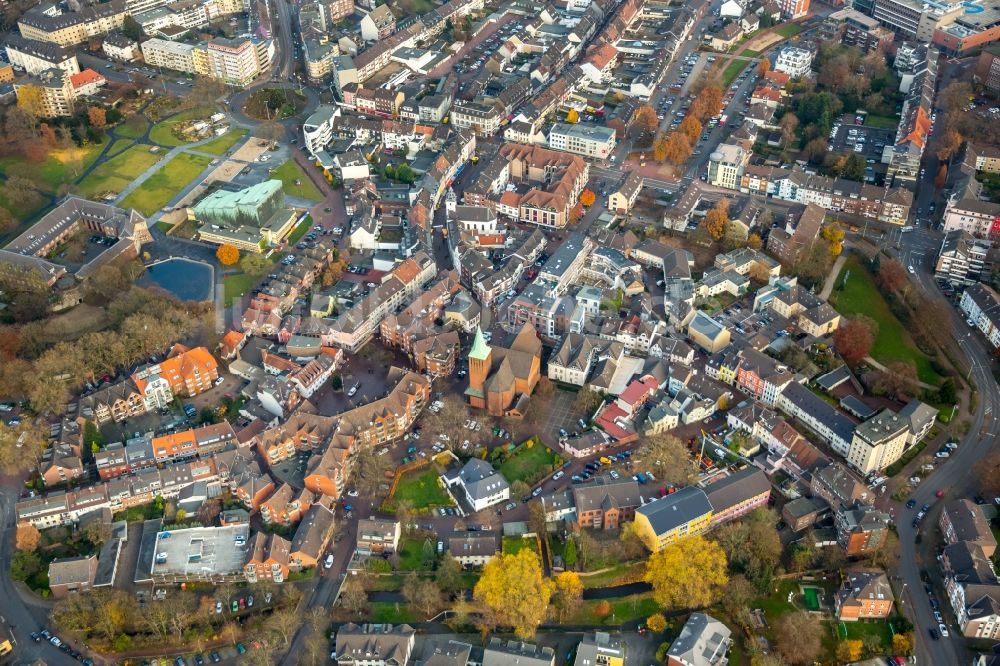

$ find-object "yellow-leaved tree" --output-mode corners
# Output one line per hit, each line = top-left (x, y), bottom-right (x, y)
(473, 549), (551, 639)
(550, 571), (583, 622)
(644, 535), (728, 609)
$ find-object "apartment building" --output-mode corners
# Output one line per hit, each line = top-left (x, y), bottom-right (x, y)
(836, 504), (891, 555)
(572, 476), (641, 530)
(776, 382), (856, 457)
(836, 570), (894, 621)
(846, 409), (910, 474)
(774, 45), (813, 77)
(940, 499), (998, 556)
(5, 35), (80, 75)
(18, 0), (128, 46)
(451, 100), (502, 134)
(707, 143), (749, 190)
(872, 0), (963, 41)
(548, 122), (617, 159)
(131, 345), (219, 403)
(976, 44), (1000, 93)
(961, 284), (1000, 348)
(141, 38), (197, 72)
(244, 532), (290, 582)
(356, 518), (401, 554)
(936, 230), (990, 286)
(943, 196), (1000, 238)
(14, 67), (75, 117)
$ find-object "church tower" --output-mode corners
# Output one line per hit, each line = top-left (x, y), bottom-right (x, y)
(465, 326), (492, 409)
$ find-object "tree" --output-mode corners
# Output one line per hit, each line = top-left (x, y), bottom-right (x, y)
(779, 113), (799, 148)
(122, 14), (145, 41)
(663, 132), (693, 165)
(840, 153), (866, 181)
(15, 84), (45, 119)
(402, 574), (443, 617)
(775, 612), (822, 665)
(833, 316), (877, 365)
(646, 613), (667, 633)
(0, 421), (48, 473)
(976, 451), (1000, 496)
(340, 575), (369, 615)
(473, 550), (551, 639)
(566, 109), (580, 124)
(644, 536), (728, 609)
(87, 106), (107, 128)
(802, 137), (829, 165)
(836, 640), (863, 663)
(437, 553), (465, 598)
(240, 253), (272, 277)
(574, 387), (604, 417)
(935, 164), (948, 190)
(15, 523), (40, 551)
(748, 260), (772, 284)
(4, 175), (42, 208)
(892, 632), (914, 656)
(876, 259), (908, 294)
(633, 105), (658, 138)
(638, 432), (697, 485)
(713, 508), (783, 591)
(679, 115), (702, 144)
(758, 59), (771, 77)
(216, 244), (240, 266)
(936, 128), (963, 163)
(747, 233), (762, 250)
(563, 536), (578, 569)
(720, 574), (756, 626)
(703, 200), (730, 242)
(579, 189), (596, 207)
(550, 572), (583, 621)
(873, 360), (919, 399)
(348, 445), (392, 496)
(620, 521), (648, 559)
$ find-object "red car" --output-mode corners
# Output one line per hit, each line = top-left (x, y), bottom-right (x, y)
(239, 597), (246, 609)
(936, 490), (945, 498)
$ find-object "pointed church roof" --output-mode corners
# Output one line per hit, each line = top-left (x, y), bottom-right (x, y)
(469, 326), (491, 361)
(510, 322), (541, 356)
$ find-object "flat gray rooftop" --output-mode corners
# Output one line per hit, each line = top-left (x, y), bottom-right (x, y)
(152, 525), (250, 577)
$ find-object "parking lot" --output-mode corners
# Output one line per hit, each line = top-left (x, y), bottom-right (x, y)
(829, 120), (894, 163)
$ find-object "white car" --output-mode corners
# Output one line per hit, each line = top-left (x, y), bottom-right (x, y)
(214, 376), (225, 386)
(935, 451), (950, 459)
(347, 384), (359, 397)
(908, 265), (915, 274)
(939, 624), (949, 638)
(552, 470), (565, 481)
(347, 489), (359, 497)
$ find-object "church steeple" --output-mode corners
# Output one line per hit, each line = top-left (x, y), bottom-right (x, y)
(466, 326), (492, 408)
(469, 326), (491, 361)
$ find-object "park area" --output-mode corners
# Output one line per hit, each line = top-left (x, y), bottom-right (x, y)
(76, 144), (162, 200)
(829, 256), (941, 384)
(120, 153), (212, 216)
(385, 467), (453, 512)
(198, 128), (248, 156)
(272, 160), (323, 202)
(149, 107), (216, 147)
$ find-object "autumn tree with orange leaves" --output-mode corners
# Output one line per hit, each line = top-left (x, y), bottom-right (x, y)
(579, 189), (596, 207)
(679, 116), (702, 144)
(216, 244), (240, 266)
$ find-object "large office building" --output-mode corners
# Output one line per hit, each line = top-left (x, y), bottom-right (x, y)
(192, 180), (298, 252)
(871, 0), (964, 41)
(141, 36), (274, 85)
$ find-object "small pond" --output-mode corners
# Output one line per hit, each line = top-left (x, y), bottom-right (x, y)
(140, 258), (214, 302)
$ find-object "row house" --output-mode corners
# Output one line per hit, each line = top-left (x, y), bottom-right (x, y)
(260, 483), (315, 525)
(244, 532), (290, 582)
(735, 347), (795, 407)
(151, 422), (238, 464)
(78, 381), (149, 424)
(290, 352), (341, 398)
(289, 501), (336, 569)
(961, 284), (1000, 348)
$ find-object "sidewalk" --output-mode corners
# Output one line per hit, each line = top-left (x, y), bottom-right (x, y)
(818, 252), (848, 300)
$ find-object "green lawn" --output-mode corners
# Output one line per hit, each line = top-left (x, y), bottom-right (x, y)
(271, 160), (323, 201)
(120, 153), (212, 215)
(368, 602), (417, 624)
(106, 138), (135, 158)
(568, 593), (661, 625)
(579, 561), (646, 589)
(0, 140), (106, 193)
(773, 23), (803, 38)
(754, 579), (800, 622)
(286, 217), (313, 245)
(154, 220), (173, 234)
(0, 191), (46, 229)
(396, 537), (437, 571)
(198, 128), (248, 155)
(76, 144), (162, 199)
(149, 106), (216, 147)
(864, 114), (900, 129)
(502, 536), (540, 556)
(115, 119), (149, 139)
(498, 441), (561, 485)
(389, 468), (453, 510)
(830, 256), (941, 385)
(223, 272), (256, 307)
(721, 60), (747, 87)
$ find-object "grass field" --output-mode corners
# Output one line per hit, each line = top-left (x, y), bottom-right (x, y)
(105, 138), (134, 158)
(830, 256), (941, 384)
(568, 593), (660, 625)
(0, 141), (106, 193)
(397, 537), (438, 571)
(774, 23), (804, 38)
(498, 442), (560, 485)
(389, 468), (453, 510)
(115, 119), (149, 139)
(502, 536), (540, 557)
(579, 562), (646, 589)
(369, 602), (417, 624)
(120, 153), (211, 216)
(721, 59), (748, 87)
(286, 216), (312, 245)
(198, 128), (248, 155)
(271, 160), (323, 201)
(864, 114), (900, 129)
(76, 144), (162, 199)
(149, 106), (215, 147)
(223, 272), (256, 307)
